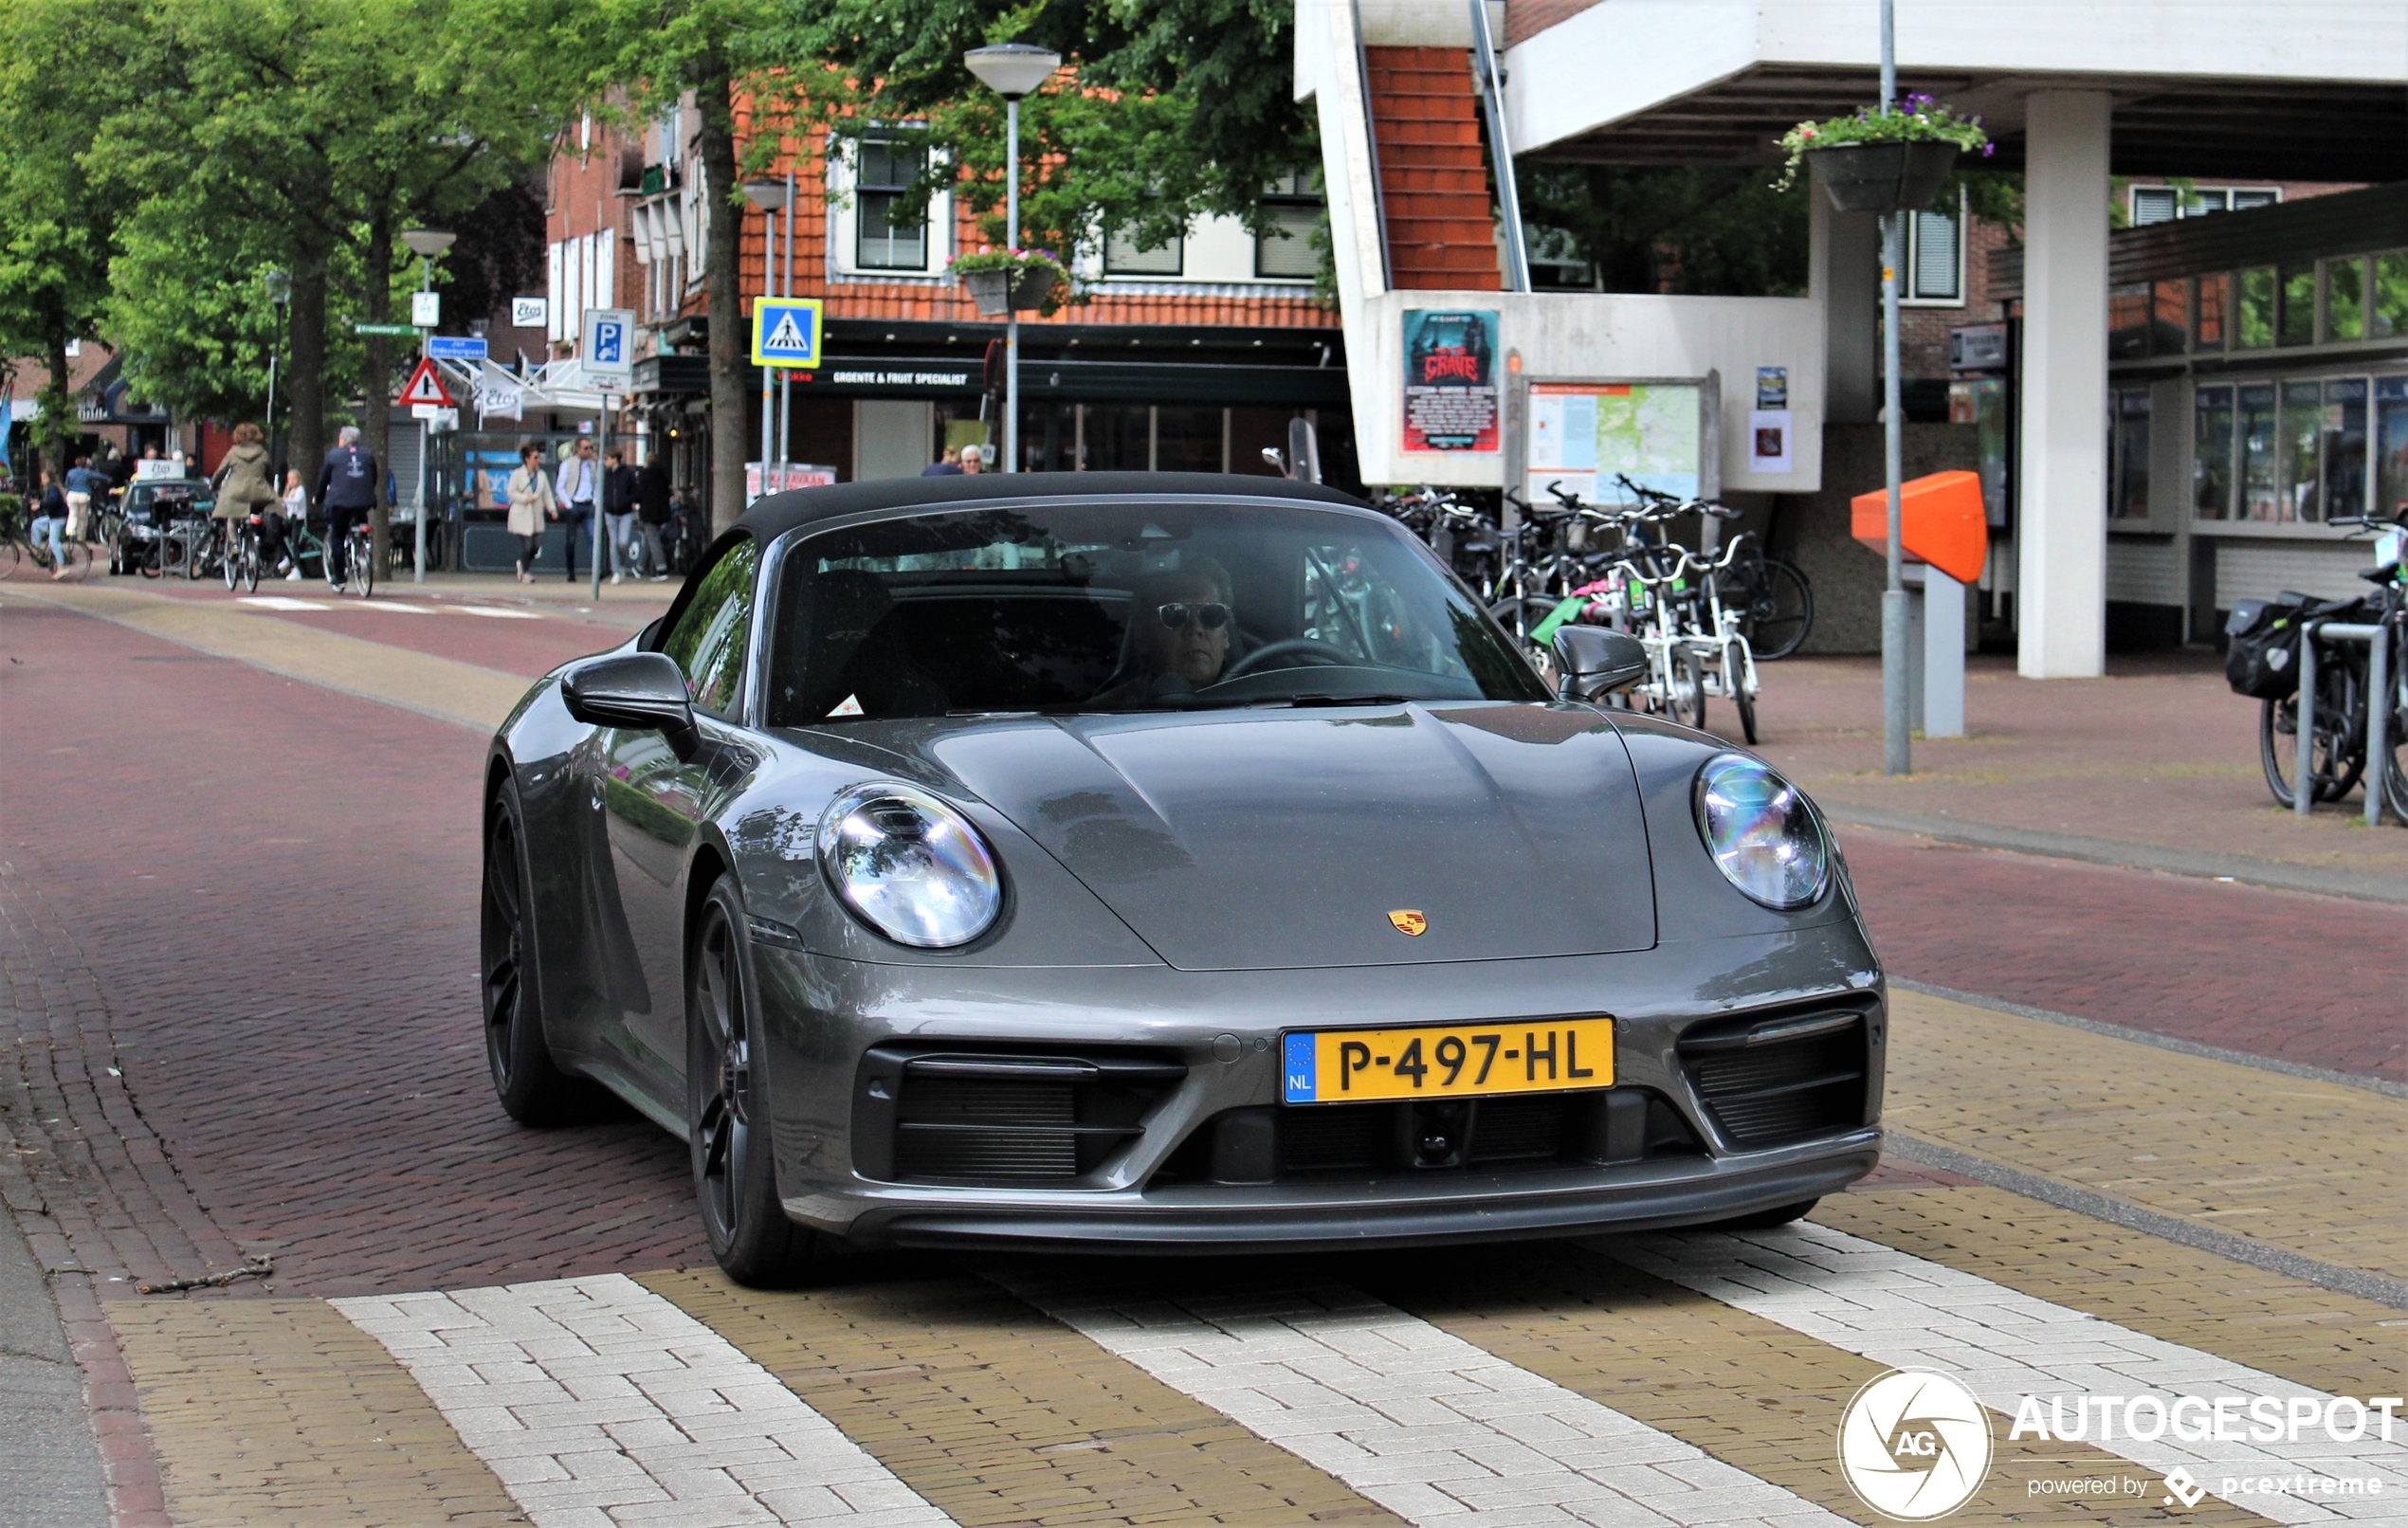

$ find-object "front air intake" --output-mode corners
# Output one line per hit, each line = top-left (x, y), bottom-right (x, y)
(853, 1048), (1185, 1185)
(1679, 1009), (1869, 1150)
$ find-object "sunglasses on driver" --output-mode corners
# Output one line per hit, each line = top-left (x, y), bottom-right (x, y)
(1155, 601), (1231, 632)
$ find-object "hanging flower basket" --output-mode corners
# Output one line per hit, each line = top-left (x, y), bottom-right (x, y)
(1773, 94), (1992, 213)
(955, 248), (1067, 316)
(1806, 140), (1962, 214)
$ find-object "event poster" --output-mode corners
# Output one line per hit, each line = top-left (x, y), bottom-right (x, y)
(1400, 308), (1500, 452)
(1524, 381), (1702, 507)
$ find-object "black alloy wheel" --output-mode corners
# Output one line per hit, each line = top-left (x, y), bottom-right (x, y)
(482, 777), (583, 1123)
(688, 876), (828, 1287)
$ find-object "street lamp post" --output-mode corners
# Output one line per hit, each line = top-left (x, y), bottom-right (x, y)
(964, 43), (1061, 476)
(263, 269), (291, 482)
(401, 227), (456, 584)
(742, 178), (789, 501)
(1877, 1), (1909, 775)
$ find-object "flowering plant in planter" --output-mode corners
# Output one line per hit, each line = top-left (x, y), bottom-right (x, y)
(1772, 94), (1992, 206)
(954, 247), (1069, 316)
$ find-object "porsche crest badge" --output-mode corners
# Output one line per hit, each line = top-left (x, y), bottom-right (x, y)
(1387, 909), (1429, 937)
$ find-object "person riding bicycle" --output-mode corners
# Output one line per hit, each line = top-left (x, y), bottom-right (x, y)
(30, 469), (72, 578)
(211, 422), (279, 573)
(315, 426), (379, 593)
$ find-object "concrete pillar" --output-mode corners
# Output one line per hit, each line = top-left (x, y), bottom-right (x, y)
(1810, 193), (1882, 425)
(2016, 90), (2111, 678)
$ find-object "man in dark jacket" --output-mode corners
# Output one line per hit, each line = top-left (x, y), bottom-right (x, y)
(314, 426), (379, 592)
(634, 459), (672, 581)
(601, 447), (640, 585)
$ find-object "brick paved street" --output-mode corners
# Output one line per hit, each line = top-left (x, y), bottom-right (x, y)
(2, 578), (2399, 1528)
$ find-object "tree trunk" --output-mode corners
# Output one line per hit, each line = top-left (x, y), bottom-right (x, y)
(362, 211), (394, 574)
(35, 326), (73, 483)
(288, 258), (328, 511)
(693, 44), (748, 537)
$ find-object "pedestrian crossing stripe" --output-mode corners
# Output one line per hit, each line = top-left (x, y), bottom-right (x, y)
(752, 297), (823, 368)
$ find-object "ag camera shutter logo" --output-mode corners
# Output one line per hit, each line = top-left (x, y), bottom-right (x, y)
(1838, 1369), (1995, 1520)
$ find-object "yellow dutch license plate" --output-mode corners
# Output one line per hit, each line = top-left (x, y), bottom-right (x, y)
(1281, 1019), (1614, 1104)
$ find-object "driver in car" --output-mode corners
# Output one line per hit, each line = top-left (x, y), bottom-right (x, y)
(1093, 558), (1234, 705)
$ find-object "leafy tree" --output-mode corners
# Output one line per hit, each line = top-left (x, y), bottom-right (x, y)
(1517, 165), (1812, 297)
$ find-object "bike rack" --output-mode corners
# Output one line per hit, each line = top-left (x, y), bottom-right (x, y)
(2295, 619), (2392, 827)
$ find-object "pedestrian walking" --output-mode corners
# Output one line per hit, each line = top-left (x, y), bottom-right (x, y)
(278, 470), (308, 578)
(505, 443), (556, 585)
(30, 469), (71, 578)
(635, 458), (672, 581)
(556, 438), (598, 583)
(314, 425), (380, 593)
(602, 446), (638, 585)
(62, 456), (102, 542)
(210, 423), (277, 575)
(920, 445), (964, 477)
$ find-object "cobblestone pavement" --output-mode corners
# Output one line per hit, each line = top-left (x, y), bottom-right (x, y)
(3, 591), (2399, 1528)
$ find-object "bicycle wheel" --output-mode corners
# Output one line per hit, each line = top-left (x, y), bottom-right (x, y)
(223, 532), (243, 590)
(241, 537), (262, 592)
(1669, 649), (1708, 732)
(184, 527), (210, 580)
(2260, 679), (2363, 809)
(1726, 639), (1759, 744)
(0, 540), (21, 576)
(1725, 556), (1815, 660)
(352, 535), (375, 597)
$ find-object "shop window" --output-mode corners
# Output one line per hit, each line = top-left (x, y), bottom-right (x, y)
(2236, 268), (2275, 349)
(1083, 404), (1150, 470)
(854, 139), (929, 271)
(2193, 386), (2234, 520)
(2194, 272), (2227, 351)
(1255, 168), (1322, 280)
(1104, 226), (1183, 277)
(2323, 379), (2368, 520)
(2277, 264), (2316, 347)
(2279, 380), (2323, 519)
(2239, 383), (2279, 519)
(2326, 257), (2366, 343)
(1154, 407), (1224, 472)
(2107, 283), (2150, 360)
(1904, 199), (1962, 305)
(2374, 252), (2408, 339)
(2110, 389), (2150, 519)
(2151, 279), (2189, 356)
(2377, 376), (2408, 519)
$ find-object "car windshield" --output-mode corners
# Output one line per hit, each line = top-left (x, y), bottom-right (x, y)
(766, 500), (1548, 724)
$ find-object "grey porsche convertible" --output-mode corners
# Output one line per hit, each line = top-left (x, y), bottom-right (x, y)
(481, 472), (1884, 1283)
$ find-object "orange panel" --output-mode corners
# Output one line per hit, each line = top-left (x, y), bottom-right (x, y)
(1850, 470), (1988, 585)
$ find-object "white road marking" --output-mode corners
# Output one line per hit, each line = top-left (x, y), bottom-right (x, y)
(350, 600), (436, 613)
(334, 1274), (953, 1528)
(1002, 1274), (1850, 1528)
(1603, 1224), (2408, 1523)
(455, 604), (544, 618)
(236, 595), (332, 611)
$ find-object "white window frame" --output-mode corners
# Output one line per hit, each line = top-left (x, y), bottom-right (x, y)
(2129, 184), (2283, 226)
(830, 133), (950, 280)
(1104, 222), (1185, 278)
(1901, 190), (1965, 308)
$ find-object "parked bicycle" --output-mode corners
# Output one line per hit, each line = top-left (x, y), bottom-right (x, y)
(2226, 511), (2406, 820)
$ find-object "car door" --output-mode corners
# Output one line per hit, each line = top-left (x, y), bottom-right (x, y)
(598, 536), (762, 1104)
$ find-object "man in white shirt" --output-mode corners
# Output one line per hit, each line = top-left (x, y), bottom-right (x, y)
(556, 438), (598, 583)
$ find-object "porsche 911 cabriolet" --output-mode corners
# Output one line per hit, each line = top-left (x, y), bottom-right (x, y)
(480, 472), (1884, 1283)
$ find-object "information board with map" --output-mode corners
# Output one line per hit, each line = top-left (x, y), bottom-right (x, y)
(1523, 380), (1705, 508)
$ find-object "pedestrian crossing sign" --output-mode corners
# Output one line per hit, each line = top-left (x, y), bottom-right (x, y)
(751, 298), (823, 369)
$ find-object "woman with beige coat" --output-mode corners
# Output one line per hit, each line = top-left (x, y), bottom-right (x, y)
(504, 442), (557, 584)
(211, 423), (280, 573)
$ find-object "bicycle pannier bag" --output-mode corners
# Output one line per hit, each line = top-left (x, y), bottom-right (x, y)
(2223, 597), (2304, 700)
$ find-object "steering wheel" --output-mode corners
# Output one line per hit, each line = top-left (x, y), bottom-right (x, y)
(1219, 637), (1358, 680)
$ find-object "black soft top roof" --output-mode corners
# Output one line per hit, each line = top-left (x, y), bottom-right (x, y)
(733, 471), (1366, 542)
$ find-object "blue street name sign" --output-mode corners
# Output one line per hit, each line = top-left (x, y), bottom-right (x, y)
(428, 336), (488, 361)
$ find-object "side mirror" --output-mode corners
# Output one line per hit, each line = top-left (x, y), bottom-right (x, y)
(1260, 446), (1286, 474)
(1551, 626), (1649, 701)
(563, 651), (701, 757)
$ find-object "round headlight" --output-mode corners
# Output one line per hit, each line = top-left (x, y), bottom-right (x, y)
(815, 783), (1003, 948)
(1693, 755), (1828, 910)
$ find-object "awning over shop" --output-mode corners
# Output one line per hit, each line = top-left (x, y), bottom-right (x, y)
(631, 352), (1349, 407)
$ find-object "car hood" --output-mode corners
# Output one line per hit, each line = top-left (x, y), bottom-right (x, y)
(920, 703), (1657, 971)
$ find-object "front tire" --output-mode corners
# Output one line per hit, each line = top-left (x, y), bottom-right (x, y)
(482, 776), (586, 1124)
(688, 877), (831, 1286)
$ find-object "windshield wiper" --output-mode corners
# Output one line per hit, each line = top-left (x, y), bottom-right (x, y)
(1279, 694), (1410, 708)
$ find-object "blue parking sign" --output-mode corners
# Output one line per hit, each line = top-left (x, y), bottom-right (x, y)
(751, 298), (823, 369)
(580, 307), (634, 389)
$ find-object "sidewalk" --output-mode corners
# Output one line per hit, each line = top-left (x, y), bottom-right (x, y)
(1741, 652), (2408, 893)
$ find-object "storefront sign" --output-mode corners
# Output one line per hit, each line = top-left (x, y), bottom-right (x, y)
(1401, 309), (1500, 453)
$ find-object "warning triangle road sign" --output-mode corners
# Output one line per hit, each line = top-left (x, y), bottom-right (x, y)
(397, 356), (453, 408)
